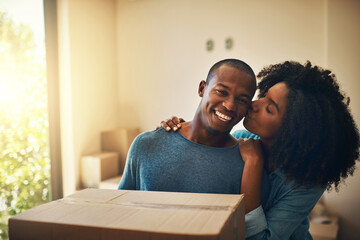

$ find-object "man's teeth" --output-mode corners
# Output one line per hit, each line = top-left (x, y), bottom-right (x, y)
(215, 110), (232, 121)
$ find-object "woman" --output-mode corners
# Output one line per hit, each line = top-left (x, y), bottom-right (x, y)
(161, 61), (360, 239)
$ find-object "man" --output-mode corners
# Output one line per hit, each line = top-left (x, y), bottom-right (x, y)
(118, 59), (267, 197)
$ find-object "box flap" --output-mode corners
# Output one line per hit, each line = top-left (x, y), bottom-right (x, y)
(10, 189), (244, 239)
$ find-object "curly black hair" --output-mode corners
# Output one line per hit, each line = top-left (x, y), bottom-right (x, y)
(257, 61), (360, 190)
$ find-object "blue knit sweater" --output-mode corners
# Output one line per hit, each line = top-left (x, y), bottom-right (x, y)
(118, 127), (269, 203)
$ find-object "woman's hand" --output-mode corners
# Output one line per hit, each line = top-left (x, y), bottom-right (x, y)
(238, 138), (264, 165)
(238, 138), (264, 214)
(157, 116), (185, 131)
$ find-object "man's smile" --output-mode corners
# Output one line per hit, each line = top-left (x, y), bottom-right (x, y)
(214, 110), (233, 122)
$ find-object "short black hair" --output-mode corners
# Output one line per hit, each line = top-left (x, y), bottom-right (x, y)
(257, 61), (360, 190)
(205, 59), (256, 84)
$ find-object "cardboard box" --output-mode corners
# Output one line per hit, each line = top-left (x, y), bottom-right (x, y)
(309, 216), (339, 240)
(101, 128), (140, 173)
(99, 175), (122, 189)
(80, 152), (119, 188)
(9, 189), (245, 240)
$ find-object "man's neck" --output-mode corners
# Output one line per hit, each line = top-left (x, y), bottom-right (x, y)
(178, 121), (237, 148)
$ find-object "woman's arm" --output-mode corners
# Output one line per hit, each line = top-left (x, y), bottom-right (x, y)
(246, 170), (325, 240)
(238, 138), (264, 213)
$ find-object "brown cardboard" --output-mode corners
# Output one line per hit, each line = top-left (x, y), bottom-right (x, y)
(80, 152), (119, 188)
(9, 189), (245, 240)
(101, 128), (140, 173)
(309, 216), (339, 240)
(99, 175), (122, 189)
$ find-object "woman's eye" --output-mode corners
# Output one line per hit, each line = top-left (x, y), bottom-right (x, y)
(266, 105), (273, 114)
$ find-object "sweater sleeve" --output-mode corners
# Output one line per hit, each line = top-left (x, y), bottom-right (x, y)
(246, 182), (324, 239)
(232, 129), (260, 140)
(245, 206), (268, 238)
(117, 134), (140, 190)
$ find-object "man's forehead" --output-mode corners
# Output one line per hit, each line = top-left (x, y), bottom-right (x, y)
(215, 66), (254, 80)
(214, 82), (254, 99)
(216, 83), (231, 90)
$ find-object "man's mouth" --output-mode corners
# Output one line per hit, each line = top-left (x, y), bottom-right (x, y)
(214, 110), (233, 122)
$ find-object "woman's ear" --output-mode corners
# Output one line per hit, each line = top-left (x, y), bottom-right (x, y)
(198, 80), (206, 97)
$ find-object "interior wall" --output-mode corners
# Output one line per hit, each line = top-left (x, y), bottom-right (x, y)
(115, 0), (359, 239)
(57, 0), (119, 195)
(324, 0), (360, 239)
(115, 0), (326, 131)
(54, 0), (360, 238)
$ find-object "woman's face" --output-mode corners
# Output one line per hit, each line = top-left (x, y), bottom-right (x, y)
(244, 82), (289, 142)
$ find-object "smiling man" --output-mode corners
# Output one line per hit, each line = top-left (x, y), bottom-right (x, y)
(118, 59), (268, 195)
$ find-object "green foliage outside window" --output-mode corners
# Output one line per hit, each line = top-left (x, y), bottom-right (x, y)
(0, 12), (50, 239)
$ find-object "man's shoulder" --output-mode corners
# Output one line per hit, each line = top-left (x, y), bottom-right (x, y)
(133, 127), (175, 145)
(232, 129), (259, 140)
(136, 127), (161, 138)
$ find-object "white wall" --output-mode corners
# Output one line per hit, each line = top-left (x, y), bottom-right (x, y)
(57, 0), (119, 195)
(115, 0), (359, 239)
(115, 0), (326, 131)
(324, 1), (360, 239)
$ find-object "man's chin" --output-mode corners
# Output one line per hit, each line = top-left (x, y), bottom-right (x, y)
(207, 116), (241, 134)
(207, 125), (232, 135)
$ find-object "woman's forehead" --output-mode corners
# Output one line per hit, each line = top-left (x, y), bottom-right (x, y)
(267, 82), (289, 106)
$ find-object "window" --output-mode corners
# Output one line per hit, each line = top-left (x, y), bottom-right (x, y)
(0, 1), (54, 239)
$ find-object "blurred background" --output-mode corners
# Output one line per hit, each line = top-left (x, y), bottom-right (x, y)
(0, 0), (359, 239)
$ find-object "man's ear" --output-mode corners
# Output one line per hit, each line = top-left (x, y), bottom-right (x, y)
(198, 80), (206, 97)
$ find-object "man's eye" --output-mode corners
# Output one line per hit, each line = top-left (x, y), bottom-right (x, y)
(236, 98), (248, 104)
(216, 90), (227, 95)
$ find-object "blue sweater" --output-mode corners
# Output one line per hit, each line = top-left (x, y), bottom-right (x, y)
(118, 127), (270, 202)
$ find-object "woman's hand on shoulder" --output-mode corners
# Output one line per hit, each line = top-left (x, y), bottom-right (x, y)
(238, 138), (264, 167)
(156, 116), (185, 132)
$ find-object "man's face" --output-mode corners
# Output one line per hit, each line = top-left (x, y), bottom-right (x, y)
(198, 65), (256, 134)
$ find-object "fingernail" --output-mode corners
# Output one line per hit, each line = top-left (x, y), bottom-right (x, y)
(173, 127), (178, 131)
(166, 127), (171, 131)
(177, 124), (181, 128)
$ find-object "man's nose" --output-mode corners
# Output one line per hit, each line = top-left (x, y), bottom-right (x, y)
(223, 98), (236, 111)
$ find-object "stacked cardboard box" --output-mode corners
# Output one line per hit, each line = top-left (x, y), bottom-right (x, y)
(9, 189), (245, 240)
(80, 128), (139, 189)
(101, 128), (140, 173)
(98, 175), (122, 189)
(309, 216), (339, 240)
(80, 152), (119, 188)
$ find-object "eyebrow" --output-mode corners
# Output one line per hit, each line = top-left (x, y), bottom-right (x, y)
(216, 83), (231, 90)
(269, 98), (280, 112)
(216, 83), (252, 99)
